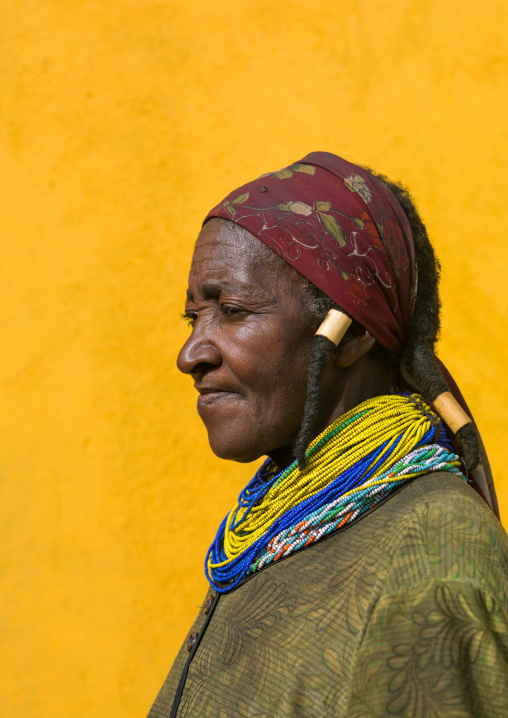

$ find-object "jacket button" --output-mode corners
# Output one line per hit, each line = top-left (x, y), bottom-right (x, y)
(204, 595), (215, 615)
(186, 632), (198, 652)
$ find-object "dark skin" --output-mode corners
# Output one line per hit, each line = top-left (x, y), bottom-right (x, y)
(177, 219), (392, 470)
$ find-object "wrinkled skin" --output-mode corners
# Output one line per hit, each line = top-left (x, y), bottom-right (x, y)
(177, 219), (391, 469)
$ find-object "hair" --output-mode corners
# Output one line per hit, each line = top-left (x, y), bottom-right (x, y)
(291, 170), (480, 472)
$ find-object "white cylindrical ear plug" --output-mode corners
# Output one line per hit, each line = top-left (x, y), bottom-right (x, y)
(314, 309), (352, 346)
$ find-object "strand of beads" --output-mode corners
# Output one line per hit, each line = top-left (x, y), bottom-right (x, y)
(205, 393), (463, 592)
(251, 444), (460, 571)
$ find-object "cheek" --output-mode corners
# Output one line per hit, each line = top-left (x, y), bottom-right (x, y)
(238, 332), (310, 405)
(201, 328), (313, 461)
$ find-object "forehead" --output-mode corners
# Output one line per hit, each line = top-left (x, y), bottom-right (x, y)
(193, 219), (265, 265)
(188, 220), (279, 295)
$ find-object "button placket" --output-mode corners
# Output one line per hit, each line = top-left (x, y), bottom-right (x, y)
(168, 592), (220, 718)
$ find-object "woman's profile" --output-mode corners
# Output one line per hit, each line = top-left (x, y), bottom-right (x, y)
(148, 152), (508, 717)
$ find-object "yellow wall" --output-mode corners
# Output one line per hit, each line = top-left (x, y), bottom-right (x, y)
(1, 1), (507, 715)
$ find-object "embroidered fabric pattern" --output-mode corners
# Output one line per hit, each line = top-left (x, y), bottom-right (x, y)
(205, 394), (464, 593)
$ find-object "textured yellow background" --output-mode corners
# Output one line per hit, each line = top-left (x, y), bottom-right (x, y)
(1, 1), (507, 716)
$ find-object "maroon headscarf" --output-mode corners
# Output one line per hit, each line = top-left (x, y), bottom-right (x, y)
(205, 152), (499, 517)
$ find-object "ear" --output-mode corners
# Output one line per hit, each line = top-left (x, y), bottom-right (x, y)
(334, 328), (376, 368)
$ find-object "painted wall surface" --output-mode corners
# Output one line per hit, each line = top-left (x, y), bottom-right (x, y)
(0, 1), (507, 716)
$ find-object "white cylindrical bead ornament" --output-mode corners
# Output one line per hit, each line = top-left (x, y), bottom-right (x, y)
(432, 391), (472, 434)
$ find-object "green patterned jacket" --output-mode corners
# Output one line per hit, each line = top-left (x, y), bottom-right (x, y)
(148, 472), (508, 718)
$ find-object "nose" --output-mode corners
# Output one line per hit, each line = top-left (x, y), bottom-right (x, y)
(177, 324), (222, 376)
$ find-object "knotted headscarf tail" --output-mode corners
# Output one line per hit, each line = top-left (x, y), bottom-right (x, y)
(204, 151), (499, 517)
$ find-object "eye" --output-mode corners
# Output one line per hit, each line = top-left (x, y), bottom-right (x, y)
(220, 305), (246, 319)
(181, 312), (197, 328)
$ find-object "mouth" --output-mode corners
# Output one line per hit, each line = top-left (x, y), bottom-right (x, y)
(196, 387), (241, 407)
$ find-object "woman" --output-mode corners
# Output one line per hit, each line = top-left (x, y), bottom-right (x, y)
(148, 152), (508, 718)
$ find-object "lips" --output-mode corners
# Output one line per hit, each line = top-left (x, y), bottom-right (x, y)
(196, 386), (241, 407)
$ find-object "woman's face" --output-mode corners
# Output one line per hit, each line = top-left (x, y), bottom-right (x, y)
(177, 219), (316, 466)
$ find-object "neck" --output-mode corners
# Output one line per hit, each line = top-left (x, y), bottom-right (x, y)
(269, 356), (392, 471)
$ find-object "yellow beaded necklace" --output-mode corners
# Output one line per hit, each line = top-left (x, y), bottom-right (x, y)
(206, 393), (462, 591)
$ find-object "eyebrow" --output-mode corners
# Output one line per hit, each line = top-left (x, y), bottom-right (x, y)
(185, 280), (253, 303)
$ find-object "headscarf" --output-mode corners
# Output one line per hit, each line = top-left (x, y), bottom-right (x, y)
(204, 151), (499, 517)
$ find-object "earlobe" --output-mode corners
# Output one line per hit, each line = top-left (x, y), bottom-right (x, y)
(335, 330), (376, 368)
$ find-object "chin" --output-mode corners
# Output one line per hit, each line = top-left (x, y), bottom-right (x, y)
(206, 430), (265, 464)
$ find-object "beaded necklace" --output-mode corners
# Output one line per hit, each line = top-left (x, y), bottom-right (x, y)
(206, 393), (464, 593)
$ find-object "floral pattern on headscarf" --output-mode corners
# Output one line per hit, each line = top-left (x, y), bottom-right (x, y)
(344, 174), (372, 203)
(204, 152), (417, 354)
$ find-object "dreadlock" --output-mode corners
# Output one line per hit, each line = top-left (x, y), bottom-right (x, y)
(292, 171), (480, 472)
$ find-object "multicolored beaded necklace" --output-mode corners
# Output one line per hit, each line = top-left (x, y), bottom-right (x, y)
(205, 393), (464, 593)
